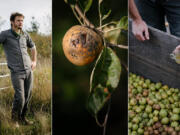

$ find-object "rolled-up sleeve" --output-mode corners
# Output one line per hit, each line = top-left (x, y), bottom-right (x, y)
(26, 33), (35, 48)
(0, 31), (6, 44)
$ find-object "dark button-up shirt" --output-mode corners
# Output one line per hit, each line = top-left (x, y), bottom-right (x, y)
(0, 29), (35, 73)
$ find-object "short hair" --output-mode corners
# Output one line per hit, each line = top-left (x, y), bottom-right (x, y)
(10, 12), (24, 22)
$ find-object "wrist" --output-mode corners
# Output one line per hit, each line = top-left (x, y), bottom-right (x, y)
(133, 18), (143, 23)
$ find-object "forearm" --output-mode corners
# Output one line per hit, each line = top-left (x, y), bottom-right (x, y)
(129, 0), (142, 21)
(129, 0), (149, 41)
(31, 46), (37, 62)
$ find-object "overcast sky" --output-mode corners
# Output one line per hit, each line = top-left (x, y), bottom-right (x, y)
(0, 0), (51, 35)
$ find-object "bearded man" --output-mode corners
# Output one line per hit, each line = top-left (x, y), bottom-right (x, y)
(0, 12), (37, 127)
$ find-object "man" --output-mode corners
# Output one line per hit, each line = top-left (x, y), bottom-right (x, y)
(129, 0), (180, 41)
(0, 12), (37, 127)
(129, 0), (180, 59)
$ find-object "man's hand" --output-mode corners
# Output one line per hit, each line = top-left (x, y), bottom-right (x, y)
(129, 0), (149, 41)
(31, 61), (36, 70)
(173, 45), (180, 55)
(132, 19), (149, 41)
(172, 45), (180, 64)
(174, 45), (180, 52)
(30, 46), (37, 71)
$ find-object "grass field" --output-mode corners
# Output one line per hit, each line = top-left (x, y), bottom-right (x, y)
(0, 33), (52, 135)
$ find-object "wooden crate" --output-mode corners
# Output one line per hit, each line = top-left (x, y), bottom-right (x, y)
(129, 22), (180, 89)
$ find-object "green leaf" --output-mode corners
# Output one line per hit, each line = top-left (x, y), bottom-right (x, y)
(117, 30), (128, 45)
(117, 16), (128, 30)
(91, 47), (121, 91)
(87, 47), (121, 116)
(78, 0), (93, 15)
(102, 10), (111, 21)
(104, 16), (128, 44)
(87, 84), (110, 115)
(84, 0), (93, 13)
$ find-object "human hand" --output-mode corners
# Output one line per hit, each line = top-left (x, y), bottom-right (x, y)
(31, 61), (37, 70)
(173, 45), (180, 54)
(171, 45), (180, 64)
(132, 19), (149, 41)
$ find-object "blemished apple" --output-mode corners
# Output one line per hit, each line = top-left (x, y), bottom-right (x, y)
(62, 25), (103, 66)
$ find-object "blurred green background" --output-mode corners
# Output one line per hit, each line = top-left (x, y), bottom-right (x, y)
(53, 0), (128, 135)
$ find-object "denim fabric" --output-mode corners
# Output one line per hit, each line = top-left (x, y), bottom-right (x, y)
(135, 0), (180, 37)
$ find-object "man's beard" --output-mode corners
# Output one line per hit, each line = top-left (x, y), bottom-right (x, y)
(17, 26), (22, 30)
(14, 24), (23, 30)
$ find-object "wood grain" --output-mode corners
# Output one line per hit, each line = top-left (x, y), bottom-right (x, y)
(129, 21), (180, 89)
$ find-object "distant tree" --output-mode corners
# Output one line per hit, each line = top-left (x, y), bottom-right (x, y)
(42, 14), (52, 35)
(0, 17), (5, 56)
(0, 17), (5, 31)
(28, 16), (40, 33)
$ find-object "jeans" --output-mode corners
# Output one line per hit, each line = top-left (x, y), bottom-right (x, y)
(11, 69), (33, 120)
(135, 0), (180, 37)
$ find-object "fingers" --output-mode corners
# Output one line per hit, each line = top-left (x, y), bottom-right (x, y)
(31, 63), (36, 70)
(135, 29), (149, 41)
(144, 27), (149, 40)
(173, 45), (180, 54)
(32, 65), (34, 70)
(32, 65), (35, 70)
(135, 32), (145, 41)
(176, 45), (180, 50)
(132, 20), (149, 41)
(31, 64), (33, 69)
